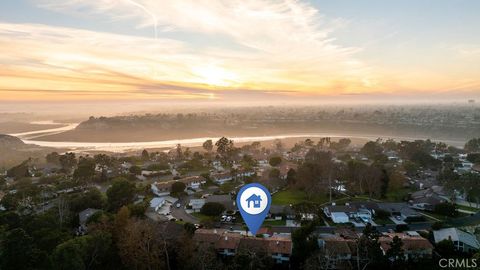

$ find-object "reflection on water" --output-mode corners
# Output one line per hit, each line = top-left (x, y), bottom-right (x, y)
(10, 121), (466, 153)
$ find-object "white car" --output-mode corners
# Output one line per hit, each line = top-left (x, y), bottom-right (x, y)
(176, 203), (181, 208)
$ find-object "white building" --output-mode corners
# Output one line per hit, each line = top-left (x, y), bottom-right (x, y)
(189, 198), (206, 212)
(331, 212), (349, 223)
(434, 228), (480, 253)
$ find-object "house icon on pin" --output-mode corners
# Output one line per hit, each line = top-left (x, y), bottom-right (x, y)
(246, 194), (262, 208)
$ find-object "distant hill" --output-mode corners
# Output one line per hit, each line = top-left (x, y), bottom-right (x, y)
(0, 134), (26, 148)
(0, 134), (56, 169)
(33, 105), (480, 143)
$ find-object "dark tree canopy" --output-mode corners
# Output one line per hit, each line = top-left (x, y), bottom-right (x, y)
(106, 178), (136, 211)
(171, 181), (186, 194)
(200, 202), (225, 216)
(268, 156), (282, 167)
(465, 138), (480, 152)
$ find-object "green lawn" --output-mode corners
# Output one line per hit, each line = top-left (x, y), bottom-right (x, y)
(272, 190), (307, 205)
(456, 204), (480, 212)
(263, 219), (286, 226)
(272, 189), (348, 205)
(374, 218), (394, 225)
(191, 212), (213, 222)
(384, 188), (413, 202)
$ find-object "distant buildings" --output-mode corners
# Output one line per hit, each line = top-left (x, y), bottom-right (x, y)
(323, 203), (374, 224)
(151, 175), (206, 196)
(211, 170), (255, 185)
(317, 230), (433, 268)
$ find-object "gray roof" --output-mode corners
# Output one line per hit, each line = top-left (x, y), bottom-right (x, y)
(206, 195), (235, 211)
(325, 205), (357, 213)
(349, 202), (379, 211)
(79, 208), (101, 225)
(434, 228), (480, 249)
(269, 205), (294, 215)
(377, 203), (419, 217)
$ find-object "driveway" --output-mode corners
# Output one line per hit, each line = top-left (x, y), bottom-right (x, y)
(170, 196), (199, 224)
(389, 217), (407, 225)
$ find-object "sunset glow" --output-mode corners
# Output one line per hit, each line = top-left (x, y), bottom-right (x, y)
(0, 0), (479, 101)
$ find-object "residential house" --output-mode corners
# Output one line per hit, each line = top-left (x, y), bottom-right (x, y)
(377, 202), (421, 222)
(77, 208), (100, 235)
(269, 205), (295, 220)
(212, 170), (256, 185)
(409, 186), (448, 211)
(379, 232), (433, 259)
(215, 232), (242, 256)
(212, 172), (233, 185)
(434, 228), (480, 253)
(150, 197), (166, 212)
(193, 229), (292, 264)
(317, 232), (359, 269)
(268, 236), (293, 264)
(278, 162), (298, 180)
(151, 176), (206, 196)
(188, 198), (206, 212)
(79, 208), (100, 227)
(206, 195), (236, 212)
(323, 203), (375, 224)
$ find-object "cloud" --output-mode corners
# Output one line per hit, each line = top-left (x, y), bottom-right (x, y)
(3, 0), (477, 101)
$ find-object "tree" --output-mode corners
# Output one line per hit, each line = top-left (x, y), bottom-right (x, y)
(434, 203), (457, 217)
(51, 232), (113, 270)
(357, 223), (386, 269)
(57, 195), (70, 227)
(435, 239), (459, 258)
(361, 141), (383, 159)
(106, 178), (135, 211)
(93, 154), (113, 168)
(171, 181), (186, 194)
(200, 202), (225, 216)
(73, 157), (95, 183)
(215, 137), (234, 157)
(68, 188), (105, 212)
(46, 152), (61, 165)
(233, 245), (273, 270)
(176, 144), (183, 160)
(114, 206), (131, 236)
(291, 222), (318, 268)
(59, 152), (77, 173)
(465, 138), (480, 152)
(117, 219), (169, 270)
(467, 153), (480, 163)
(141, 149), (150, 161)
(129, 165), (142, 175)
(268, 156), (282, 167)
(329, 138), (351, 151)
(251, 141), (261, 151)
(0, 228), (44, 270)
(375, 209), (391, 219)
(274, 139), (283, 152)
(286, 168), (297, 187)
(6, 160), (30, 179)
(202, 140), (213, 152)
(386, 236), (405, 269)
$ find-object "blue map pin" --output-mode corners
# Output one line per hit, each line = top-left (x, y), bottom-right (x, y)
(237, 183), (271, 235)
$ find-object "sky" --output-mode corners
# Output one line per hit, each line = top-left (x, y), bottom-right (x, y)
(0, 0), (479, 103)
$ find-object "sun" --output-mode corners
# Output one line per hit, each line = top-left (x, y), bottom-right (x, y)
(191, 64), (238, 87)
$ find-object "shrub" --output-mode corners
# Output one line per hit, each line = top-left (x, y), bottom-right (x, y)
(200, 202), (225, 216)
